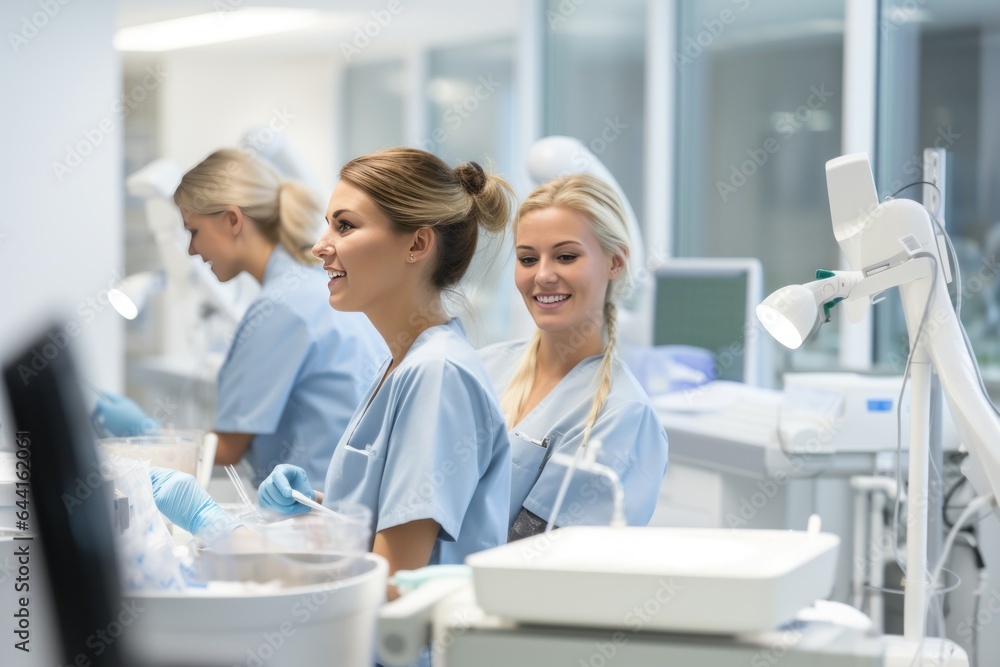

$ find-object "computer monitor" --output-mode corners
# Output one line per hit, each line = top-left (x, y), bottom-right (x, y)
(2, 325), (126, 667)
(3, 326), (231, 667)
(651, 258), (771, 386)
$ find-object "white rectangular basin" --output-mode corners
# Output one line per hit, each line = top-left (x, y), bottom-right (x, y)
(466, 526), (839, 635)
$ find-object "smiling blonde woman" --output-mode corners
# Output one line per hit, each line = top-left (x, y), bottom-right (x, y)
(479, 173), (669, 540)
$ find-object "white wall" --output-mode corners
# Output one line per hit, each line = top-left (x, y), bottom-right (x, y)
(158, 51), (340, 193)
(0, 0), (123, 448)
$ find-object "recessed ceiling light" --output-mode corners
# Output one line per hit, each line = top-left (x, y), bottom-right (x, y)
(114, 8), (323, 52)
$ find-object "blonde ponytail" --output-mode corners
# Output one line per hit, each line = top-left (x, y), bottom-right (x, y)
(174, 149), (322, 266)
(276, 180), (322, 265)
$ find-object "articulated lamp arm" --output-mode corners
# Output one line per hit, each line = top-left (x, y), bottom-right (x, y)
(759, 155), (1000, 504)
(830, 155), (1000, 504)
(758, 152), (1000, 647)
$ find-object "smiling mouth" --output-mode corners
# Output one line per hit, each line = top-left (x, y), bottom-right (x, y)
(327, 269), (346, 279)
(535, 294), (570, 304)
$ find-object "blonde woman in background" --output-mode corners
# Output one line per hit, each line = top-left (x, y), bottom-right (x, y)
(479, 174), (669, 540)
(95, 148), (386, 488)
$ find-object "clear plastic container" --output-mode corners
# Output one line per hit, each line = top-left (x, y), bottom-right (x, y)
(99, 429), (204, 476)
(197, 502), (374, 586)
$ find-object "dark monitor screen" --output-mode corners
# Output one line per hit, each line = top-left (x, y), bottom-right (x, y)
(653, 270), (752, 383)
(3, 325), (125, 667)
(3, 325), (228, 667)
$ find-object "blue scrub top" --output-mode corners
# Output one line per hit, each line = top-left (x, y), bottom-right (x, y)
(214, 246), (387, 485)
(479, 339), (669, 529)
(323, 319), (511, 566)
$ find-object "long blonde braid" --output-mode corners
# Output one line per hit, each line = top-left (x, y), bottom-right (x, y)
(579, 301), (618, 448)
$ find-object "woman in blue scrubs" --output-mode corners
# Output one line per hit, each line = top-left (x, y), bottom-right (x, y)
(479, 174), (669, 540)
(258, 148), (513, 591)
(96, 149), (385, 485)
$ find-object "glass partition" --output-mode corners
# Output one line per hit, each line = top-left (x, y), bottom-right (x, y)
(674, 0), (845, 379)
(544, 0), (646, 223)
(342, 59), (406, 160)
(426, 39), (516, 174)
(426, 39), (518, 345)
(876, 2), (1000, 376)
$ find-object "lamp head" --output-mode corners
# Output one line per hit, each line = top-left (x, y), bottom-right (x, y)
(756, 270), (861, 349)
(755, 284), (819, 349)
(108, 270), (165, 321)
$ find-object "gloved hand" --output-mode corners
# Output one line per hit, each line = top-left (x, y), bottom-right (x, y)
(149, 467), (240, 541)
(258, 464), (315, 516)
(92, 392), (158, 437)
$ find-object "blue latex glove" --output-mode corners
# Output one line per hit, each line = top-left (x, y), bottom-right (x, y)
(149, 467), (240, 541)
(258, 464), (315, 516)
(92, 391), (158, 437)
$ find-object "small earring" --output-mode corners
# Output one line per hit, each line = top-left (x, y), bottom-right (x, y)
(408, 253), (415, 263)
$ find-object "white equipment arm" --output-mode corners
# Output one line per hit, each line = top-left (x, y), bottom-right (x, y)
(827, 154), (1000, 501)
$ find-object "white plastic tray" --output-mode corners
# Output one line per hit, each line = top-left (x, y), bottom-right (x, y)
(129, 553), (387, 667)
(466, 526), (839, 635)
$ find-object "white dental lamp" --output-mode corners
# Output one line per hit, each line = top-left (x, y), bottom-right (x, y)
(757, 153), (1000, 662)
(108, 270), (166, 320)
(756, 270), (861, 349)
(525, 136), (648, 344)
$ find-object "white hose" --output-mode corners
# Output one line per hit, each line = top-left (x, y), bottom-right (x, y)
(929, 493), (996, 603)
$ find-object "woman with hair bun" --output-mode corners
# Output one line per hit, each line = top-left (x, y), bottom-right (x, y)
(258, 148), (514, 594)
(95, 148), (386, 488)
(480, 173), (669, 540)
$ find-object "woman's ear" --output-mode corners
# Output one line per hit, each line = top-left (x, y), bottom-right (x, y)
(222, 206), (244, 237)
(408, 227), (436, 262)
(609, 247), (628, 279)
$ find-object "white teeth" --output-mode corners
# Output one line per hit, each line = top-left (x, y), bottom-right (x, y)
(536, 294), (569, 304)
(327, 270), (346, 279)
